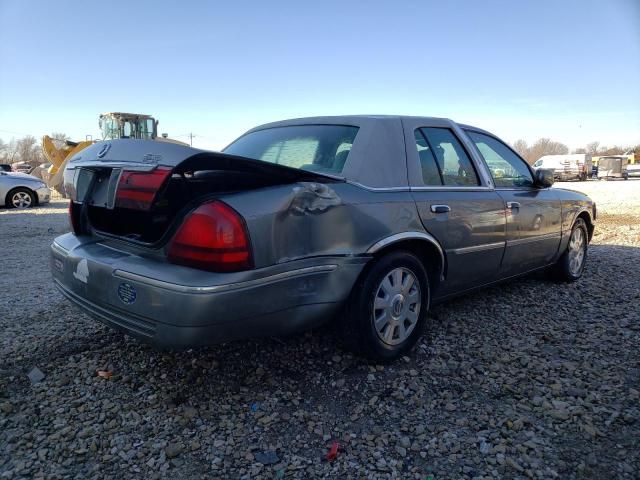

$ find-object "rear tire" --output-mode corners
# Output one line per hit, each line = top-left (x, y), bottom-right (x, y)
(550, 218), (588, 282)
(340, 251), (430, 361)
(6, 188), (35, 209)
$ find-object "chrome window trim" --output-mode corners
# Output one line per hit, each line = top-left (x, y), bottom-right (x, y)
(493, 187), (546, 192)
(410, 186), (495, 192)
(113, 265), (338, 294)
(347, 181), (411, 192)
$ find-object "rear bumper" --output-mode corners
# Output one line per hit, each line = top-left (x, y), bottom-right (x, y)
(50, 233), (366, 348)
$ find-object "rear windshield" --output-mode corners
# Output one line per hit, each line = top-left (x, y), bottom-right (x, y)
(223, 125), (359, 175)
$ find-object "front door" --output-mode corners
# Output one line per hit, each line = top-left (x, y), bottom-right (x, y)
(465, 131), (562, 276)
(403, 119), (506, 295)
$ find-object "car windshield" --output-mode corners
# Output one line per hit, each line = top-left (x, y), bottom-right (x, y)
(223, 125), (359, 175)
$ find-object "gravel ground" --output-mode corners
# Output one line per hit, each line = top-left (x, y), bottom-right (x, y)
(1, 180), (639, 479)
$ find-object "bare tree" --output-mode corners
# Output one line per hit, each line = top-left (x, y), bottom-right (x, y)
(14, 136), (43, 167)
(577, 142), (634, 157)
(586, 141), (600, 155)
(0, 138), (7, 163)
(512, 139), (529, 158)
(517, 138), (569, 164)
(49, 132), (70, 149)
(3, 138), (20, 164)
(599, 146), (627, 156)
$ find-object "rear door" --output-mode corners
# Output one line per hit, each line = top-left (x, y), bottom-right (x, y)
(403, 119), (506, 295)
(465, 130), (562, 276)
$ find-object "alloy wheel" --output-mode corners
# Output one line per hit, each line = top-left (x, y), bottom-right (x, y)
(11, 191), (32, 208)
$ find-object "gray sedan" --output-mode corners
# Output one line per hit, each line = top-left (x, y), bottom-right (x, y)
(50, 116), (595, 360)
(0, 171), (51, 208)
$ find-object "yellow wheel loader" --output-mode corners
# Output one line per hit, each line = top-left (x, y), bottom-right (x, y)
(41, 137), (94, 192)
(42, 112), (184, 195)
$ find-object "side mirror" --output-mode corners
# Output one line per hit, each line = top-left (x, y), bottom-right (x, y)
(534, 168), (554, 188)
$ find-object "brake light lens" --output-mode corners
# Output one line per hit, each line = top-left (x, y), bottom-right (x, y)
(115, 167), (172, 210)
(69, 200), (80, 234)
(168, 201), (253, 272)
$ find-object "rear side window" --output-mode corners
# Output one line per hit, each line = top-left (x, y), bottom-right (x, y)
(223, 125), (359, 175)
(414, 128), (480, 186)
(414, 130), (443, 185)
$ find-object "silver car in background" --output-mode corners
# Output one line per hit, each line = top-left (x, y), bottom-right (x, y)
(0, 171), (51, 208)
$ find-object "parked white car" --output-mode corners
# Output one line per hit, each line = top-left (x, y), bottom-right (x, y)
(0, 171), (51, 208)
(626, 163), (640, 178)
(533, 154), (592, 181)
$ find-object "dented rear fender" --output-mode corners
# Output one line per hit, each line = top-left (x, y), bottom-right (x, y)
(221, 183), (424, 268)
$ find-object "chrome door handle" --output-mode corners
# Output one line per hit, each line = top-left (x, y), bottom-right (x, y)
(506, 201), (521, 210)
(430, 204), (451, 214)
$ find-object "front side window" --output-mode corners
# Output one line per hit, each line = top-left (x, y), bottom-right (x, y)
(415, 127), (480, 186)
(223, 125), (359, 175)
(467, 131), (533, 188)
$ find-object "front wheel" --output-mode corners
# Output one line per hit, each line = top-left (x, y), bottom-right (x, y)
(7, 188), (35, 209)
(341, 251), (430, 361)
(550, 218), (588, 281)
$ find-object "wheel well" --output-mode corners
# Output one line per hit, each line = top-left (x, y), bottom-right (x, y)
(576, 211), (594, 241)
(371, 239), (444, 290)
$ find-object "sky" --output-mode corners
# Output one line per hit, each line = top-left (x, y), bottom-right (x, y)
(0, 0), (639, 151)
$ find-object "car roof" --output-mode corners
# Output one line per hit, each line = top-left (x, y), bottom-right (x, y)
(240, 116), (494, 188)
(250, 114), (450, 129)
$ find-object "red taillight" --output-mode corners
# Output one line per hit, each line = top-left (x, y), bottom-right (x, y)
(69, 200), (80, 234)
(167, 201), (253, 272)
(115, 167), (172, 210)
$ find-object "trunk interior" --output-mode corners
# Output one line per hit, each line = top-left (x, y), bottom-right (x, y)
(82, 152), (337, 246)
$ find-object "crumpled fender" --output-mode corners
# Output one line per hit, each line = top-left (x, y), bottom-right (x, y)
(286, 182), (342, 214)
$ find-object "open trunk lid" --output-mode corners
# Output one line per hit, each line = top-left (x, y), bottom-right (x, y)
(65, 139), (341, 245)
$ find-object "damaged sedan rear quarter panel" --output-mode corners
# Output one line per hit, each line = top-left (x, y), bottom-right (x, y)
(51, 115), (594, 360)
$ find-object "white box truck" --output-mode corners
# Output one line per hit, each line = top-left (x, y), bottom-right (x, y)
(532, 154), (592, 181)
